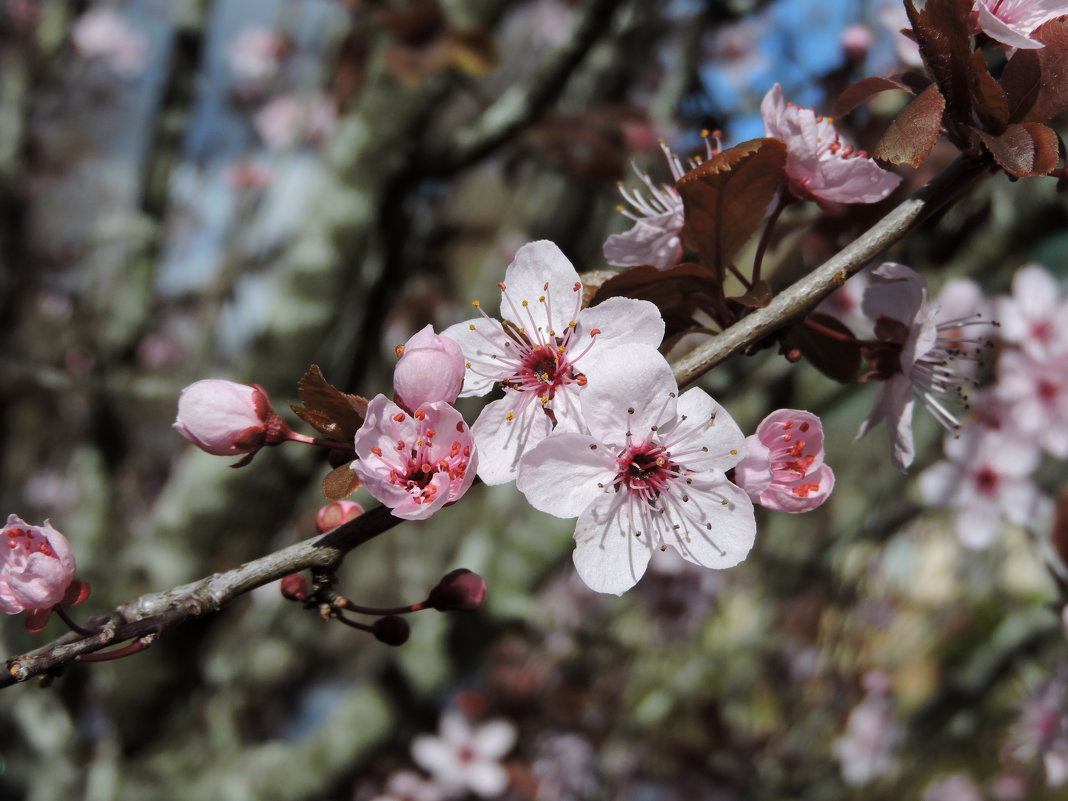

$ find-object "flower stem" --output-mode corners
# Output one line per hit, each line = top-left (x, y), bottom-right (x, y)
(752, 190), (787, 286)
(55, 606), (96, 637)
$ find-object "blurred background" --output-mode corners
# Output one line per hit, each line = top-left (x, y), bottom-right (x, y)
(2, 1), (1068, 799)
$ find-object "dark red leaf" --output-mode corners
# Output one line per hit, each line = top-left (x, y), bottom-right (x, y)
(782, 313), (862, 383)
(729, 279), (773, 309)
(323, 464), (362, 501)
(290, 365), (368, 442)
(677, 138), (787, 280)
(875, 83), (946, 167)
(904, 0), (977, 138)
(971, 51), (1009, 133)
(833, 76), (913, 118)
(978, 122), (1061, 177)
(579, 269), (620, 308)
(590, 262), (724, 339)
(1001, 18), (1068, 123)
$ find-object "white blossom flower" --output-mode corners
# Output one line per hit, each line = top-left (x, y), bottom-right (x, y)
(975, 0), (1068, 49)
(411, 711), (516, 799)
(443, 240), (664, 484)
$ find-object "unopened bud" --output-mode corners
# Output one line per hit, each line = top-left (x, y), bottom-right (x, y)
(280, 573), (309, 601)
(174, 379), (291, 462)
(393, 325), (466, 410)
(426, 568), (487, 612)
(315, 500), (365, 533)
(372, 615), (410, 646)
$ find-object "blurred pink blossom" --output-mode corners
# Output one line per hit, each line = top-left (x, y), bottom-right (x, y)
(228, 27), (286, 88)
(832, 677), (904, 785)
(254, 94), (337, 150)
(1, 515), (80, 629)
(71, 7), (147, 77)
(996, 264), (1068, 360)
(351, 397), (476, 520)
(975, 0), (1068, 49)
(733, 409), (835, 513)
(877, 3), (924, 68)
(411, 710), (516, 798)
(393, 324), (467, 412)
(922, 774), (984, 801)
(761, 83), (901, 205)
(995, 350), (1068, 458)
(371, 770), (449, 801)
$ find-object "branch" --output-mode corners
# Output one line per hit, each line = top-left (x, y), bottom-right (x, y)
(425, 0), (626, 176)
(2, 504), (400, 688)
(672, 156), (991, 387)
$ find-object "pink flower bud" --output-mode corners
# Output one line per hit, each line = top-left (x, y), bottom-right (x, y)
(1, 515), (78, 618)
(733, 410), (835, 513)
(393, 325), (466, 411)
(315, 500), (366, 533)
(426, 568), (487, 612)
(174, 379), (290, 462)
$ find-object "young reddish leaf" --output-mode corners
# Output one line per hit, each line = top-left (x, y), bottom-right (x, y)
(729, 279), (773, 309)
(875, 83), (946, 166)
(904, 0), (976, 138)
(782, 312), (862, 383)
(978, 122), (1061, 177)
(833, 76), (913, 119)
(971, 51), (1009, 134)
(323, 463), (362, 501)
(1001, 18), (1068, 123)
(579, 269), (621, 308)
(590, 262), (725, 339)
(677, 137), (787, 280)
(290, 365), (368, 442)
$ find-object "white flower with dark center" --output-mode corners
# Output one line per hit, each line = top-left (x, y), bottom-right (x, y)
(411, 711), (517, 799)
(443, 240), (664, 484)
(516, 346), (755, 595)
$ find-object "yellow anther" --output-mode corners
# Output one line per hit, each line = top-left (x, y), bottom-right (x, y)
(472, 300), (480, 307)
(505, 412), (514, 421)
(522, 300), (529, 307)
(469, 324), (476, 331)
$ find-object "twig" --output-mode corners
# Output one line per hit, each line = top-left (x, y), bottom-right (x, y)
(672, 156), (991, 388)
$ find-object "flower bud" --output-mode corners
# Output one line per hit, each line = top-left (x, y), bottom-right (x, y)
(315, 500), (365, 533)
(393, 325), (466, 411)
(1, 515), (78, 619)
(280, 573), (309, 602)
(426, 568), (487, 612)
(373, 615), (410, 646)
(174, 379), (290, 461)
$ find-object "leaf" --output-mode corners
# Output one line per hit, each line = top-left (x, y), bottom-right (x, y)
(290, 365), (369, 442)
(833, 76), (913, 118)
(1001, 18), (1068, 123)
(904, 0), (977, 136)
(729, 279), (773, 309)
(971, 50), (1009, 134)
(589, 262), (725, 340)
(677, 137), (787, 280)
(579, 269), (620, 308)
(782, 313), (862, 383)
(977, 122), (1061, 177)
(875, 83), (946, 167)
(323, 464), (361, 501)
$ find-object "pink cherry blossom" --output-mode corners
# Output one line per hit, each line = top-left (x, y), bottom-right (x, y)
(70, 7), (147, 77)
(854, 263), (989, 471)
(442, 240), (665, 485)
(1004, 672), (1068, 788)
(228, 27), (286, 89)
(996, 264), (1068, 360)
(994, 350), (1068, 458)
(394, 324), (466, 411)
(516, 346), (755, 595)
(603, 141), (688, 269)
(175, 379), (290, 463)
(831, 675), (904, 786)
(351, 397), (476, 520)
(761, 83), (901, 205)
(975, 0), (1068, 49)
(411, 711), (517, 798)
(918, 427), (1042, 548)
(921, 774), (984, 801)
(1, 515), (78, 620)
(254, 94), (337, 151)
(371, 770), (449, 801)
(733, 409), (835, 513)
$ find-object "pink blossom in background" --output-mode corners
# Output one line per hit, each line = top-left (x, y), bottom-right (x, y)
(996, 264), (1068, 360)
(761, 83), (902, 205)
(831, 675), (904, 786)
(854, 263), (987, 471)
(918, 428), (1042, 548)
(393, 324), (467, 412)
(371, 770), (449, 801)
(733, 409), (835, 513)
(1, 515), (78, 624)
(1003, 672), (1068, 788)
(174, 379), (284, 460)
(994, 350), (1068, 458)
(228, 27), (286, 89)
(253, 94), (337, 151)
(840, 23), (874, 62)
(71, 7), (148, 77)
(921, 774), (984, 801)
(411, 711), (517, 798)
(442, 240), (665, 484)
(603, 141), (689, 269)
(975, 0), (1068, 49)
(516, 346), (755, 595)
(351, 397), (476, 520)
(877, 3), (924, 67)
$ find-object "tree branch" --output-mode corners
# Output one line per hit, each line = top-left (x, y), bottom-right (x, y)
(672, 156), (991, 387)
(2, 504), (399, 688)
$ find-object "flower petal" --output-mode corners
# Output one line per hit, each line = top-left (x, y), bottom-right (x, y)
(471, 395), (554, 485)
(517, 433), (617, 517)
(572, 493), (654, 595)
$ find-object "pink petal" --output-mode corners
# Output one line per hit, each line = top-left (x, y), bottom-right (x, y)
(572, 493), (654, 595)
(516, 433), (617, 517)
